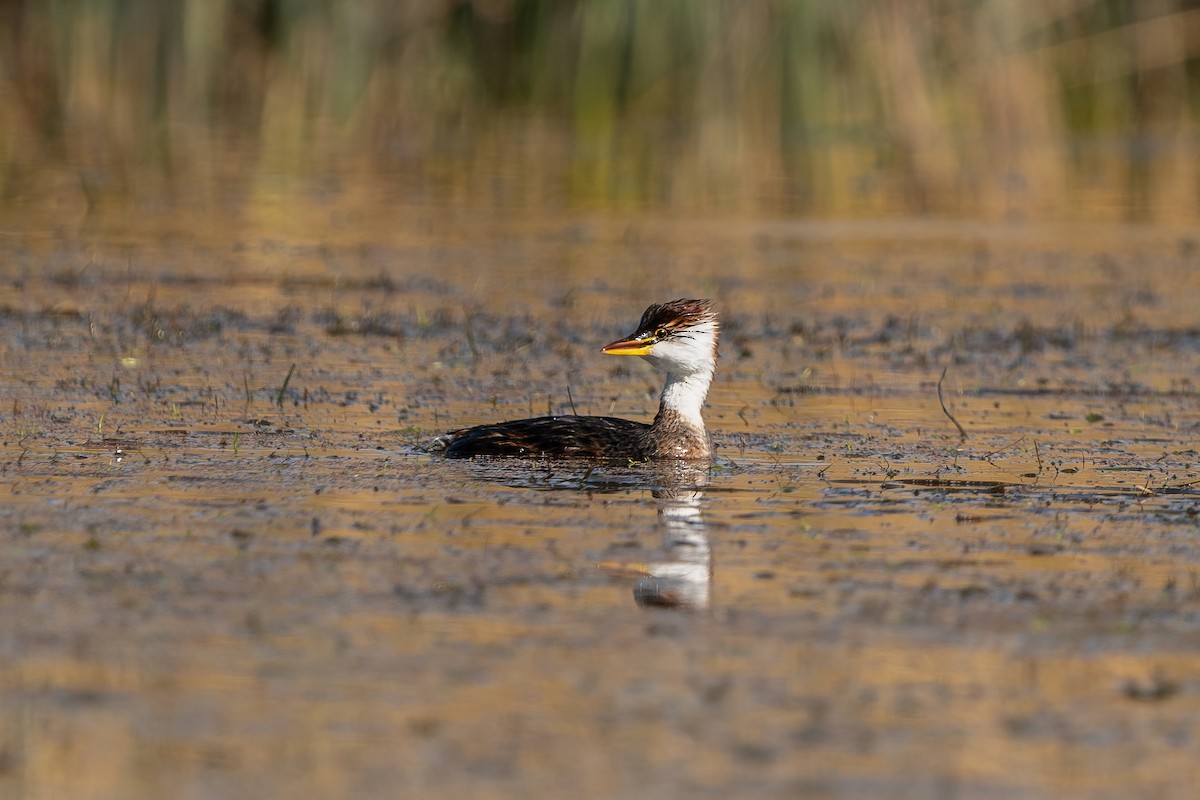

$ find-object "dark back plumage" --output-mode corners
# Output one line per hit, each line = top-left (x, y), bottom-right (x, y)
(440, 416), (652, 460)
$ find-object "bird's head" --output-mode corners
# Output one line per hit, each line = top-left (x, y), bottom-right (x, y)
(602, 298), (719, 376)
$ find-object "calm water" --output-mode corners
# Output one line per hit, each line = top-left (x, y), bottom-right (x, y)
(2, 214), (1200, 798)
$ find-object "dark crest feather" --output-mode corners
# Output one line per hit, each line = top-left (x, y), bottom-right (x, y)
(636, 298), (717, 334)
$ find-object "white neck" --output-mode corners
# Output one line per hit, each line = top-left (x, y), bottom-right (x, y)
(657, 368), (713, 430)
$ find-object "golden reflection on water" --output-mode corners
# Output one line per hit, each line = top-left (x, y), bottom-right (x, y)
(3, 217), (1200, 797)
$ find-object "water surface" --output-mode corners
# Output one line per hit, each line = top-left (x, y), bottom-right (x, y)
(2, 217), (1200, 798)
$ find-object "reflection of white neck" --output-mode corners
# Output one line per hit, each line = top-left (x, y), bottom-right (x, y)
(636, 487), (710, 609)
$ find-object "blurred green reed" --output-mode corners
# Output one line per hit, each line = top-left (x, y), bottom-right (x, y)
(1, 0), (1197, 221)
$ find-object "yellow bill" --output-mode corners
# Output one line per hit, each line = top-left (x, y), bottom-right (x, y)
(602, 336), (653, 356)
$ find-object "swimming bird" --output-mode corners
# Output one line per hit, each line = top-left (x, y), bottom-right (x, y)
(435, 298), (719, 461)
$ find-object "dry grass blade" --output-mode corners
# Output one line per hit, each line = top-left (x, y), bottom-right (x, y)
(938, 367), (968, 442)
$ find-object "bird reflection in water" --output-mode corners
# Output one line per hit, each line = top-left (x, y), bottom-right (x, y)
(436, 459), (713, 610)
(600, 462), (711, 610)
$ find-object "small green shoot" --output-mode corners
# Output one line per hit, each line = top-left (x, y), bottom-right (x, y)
(276, 364), (296, 409)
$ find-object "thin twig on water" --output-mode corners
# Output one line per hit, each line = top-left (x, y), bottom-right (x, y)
(984, 435), (1026, 461)
(937, 367), (968, 442)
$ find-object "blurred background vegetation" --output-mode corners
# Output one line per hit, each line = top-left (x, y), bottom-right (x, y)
(1, 0), (1198, 227)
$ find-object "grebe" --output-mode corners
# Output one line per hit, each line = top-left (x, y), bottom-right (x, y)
(435, 298), (719, 461)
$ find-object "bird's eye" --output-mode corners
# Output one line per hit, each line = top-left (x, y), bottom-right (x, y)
(654, 327), (668, 340)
